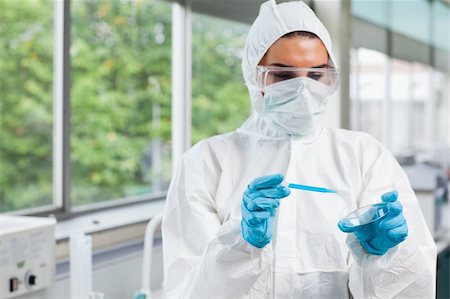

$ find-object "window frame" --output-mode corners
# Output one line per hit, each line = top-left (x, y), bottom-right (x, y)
(350, 0), (450, 157)
(6, 0), (193, 219)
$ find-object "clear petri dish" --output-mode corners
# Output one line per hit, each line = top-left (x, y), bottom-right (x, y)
(340, 202), (390, 228)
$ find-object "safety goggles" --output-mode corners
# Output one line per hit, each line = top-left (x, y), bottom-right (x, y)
(256, 65), (340, 92)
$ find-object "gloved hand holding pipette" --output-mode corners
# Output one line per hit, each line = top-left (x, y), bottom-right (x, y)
(241, 174), (290, 248)
(242, 175), (345, 247)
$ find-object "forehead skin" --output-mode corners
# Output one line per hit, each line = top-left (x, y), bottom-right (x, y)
(259, 37), (329, 67)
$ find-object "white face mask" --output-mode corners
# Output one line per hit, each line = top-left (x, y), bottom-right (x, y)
(260, 77), (333, 136)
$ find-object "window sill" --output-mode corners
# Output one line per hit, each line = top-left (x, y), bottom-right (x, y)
(55, 198), (165, 259)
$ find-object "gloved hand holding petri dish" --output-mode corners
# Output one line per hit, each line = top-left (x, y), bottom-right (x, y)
(338, 190), (408, 255)
(339, 202), (390, 238)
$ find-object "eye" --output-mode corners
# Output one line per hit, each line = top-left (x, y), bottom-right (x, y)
(307, 72), (323, 81)
(272, 72), (295, 82)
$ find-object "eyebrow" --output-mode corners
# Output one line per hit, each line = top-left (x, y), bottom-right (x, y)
(269, 63), (330, 68)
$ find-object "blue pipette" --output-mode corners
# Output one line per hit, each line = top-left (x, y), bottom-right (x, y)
(285, 182), (337, 194)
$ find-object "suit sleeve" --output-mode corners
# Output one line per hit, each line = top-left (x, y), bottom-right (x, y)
(161, 141), (273, 299)
(347, 142), (436, 299)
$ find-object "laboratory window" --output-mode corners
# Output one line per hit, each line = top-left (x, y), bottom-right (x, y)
(0, 0), (54, 212)
(191, 13), (250, 144)
(0, 0), (172, 214)
(71, 0), (172, 207)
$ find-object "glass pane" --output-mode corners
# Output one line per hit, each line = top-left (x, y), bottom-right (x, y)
(71, 0), (172, 206)
(391, 0), (431, 44)
(391, 59), (411, 101)
(411, 62), (430, 150)
(0, 0), (54, 212)
(432, 0), (450, 51)
(358, 49), (388, 99)
(351, 0), (388, 28)
(350, 48), (387, 140)
(434, 71), (449, 145)
(411, 101), (425, 150)
(360, 101), (382, 139)
(191, 13), (250, 144)
(390, 58), (411, 155)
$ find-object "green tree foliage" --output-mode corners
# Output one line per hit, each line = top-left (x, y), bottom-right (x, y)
(70, 0), (173, 205)
(0, 0), (54, 211)
(0, 0), (251, 212)
(192, 14), (250, 143)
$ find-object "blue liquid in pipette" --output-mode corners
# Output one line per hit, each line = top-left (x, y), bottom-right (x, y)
(287, 183), (337, 194)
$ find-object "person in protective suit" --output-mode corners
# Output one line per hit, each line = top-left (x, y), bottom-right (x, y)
(162, 1), (437, 298)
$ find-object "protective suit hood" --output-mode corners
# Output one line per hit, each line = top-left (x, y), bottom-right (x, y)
(239, 0), (337, 139)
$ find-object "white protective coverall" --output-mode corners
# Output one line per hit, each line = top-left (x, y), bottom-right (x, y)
(161, 1), (437, 298)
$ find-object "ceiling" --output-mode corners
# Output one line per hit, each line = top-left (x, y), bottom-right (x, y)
(167, 0), (313, 24)
(167, 0), (449, 26)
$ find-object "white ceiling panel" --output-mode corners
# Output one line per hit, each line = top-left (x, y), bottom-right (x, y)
(166, 0), (313, 24)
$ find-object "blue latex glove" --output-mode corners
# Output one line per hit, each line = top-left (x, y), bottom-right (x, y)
(241, 174), (291, 248)
(338, 191), (408, 255)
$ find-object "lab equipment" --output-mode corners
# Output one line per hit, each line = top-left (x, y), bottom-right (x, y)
(70, 232), (93, 299)
(88, 291), (105, 299)
(437, 245), (450, 299)
(256, 66), (340, 91)
(134, 213), (163, 299)
(284, 181), (337, 193)
(162, 0), (436, 298)
(339, 202), (390, 237)
(241, 174), (290, 248)
(260, 77), (331, 136)
(338, 191), (409, 255)
(133, 292), (149, 299)
(0, 215), (56, 298)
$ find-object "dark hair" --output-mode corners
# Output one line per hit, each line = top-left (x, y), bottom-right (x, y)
(281, 31), (319, 39)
